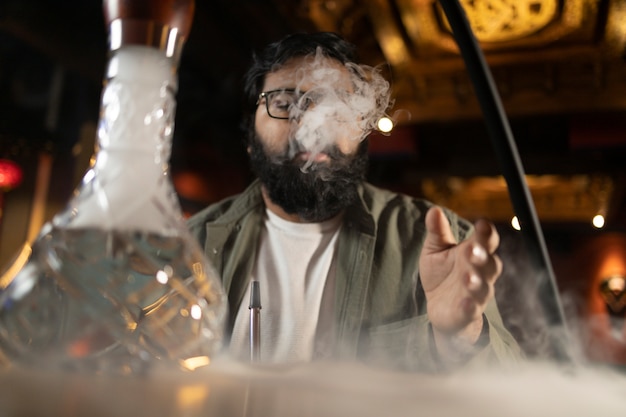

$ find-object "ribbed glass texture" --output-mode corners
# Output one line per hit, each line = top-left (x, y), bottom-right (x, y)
(0, 45), (226, 374)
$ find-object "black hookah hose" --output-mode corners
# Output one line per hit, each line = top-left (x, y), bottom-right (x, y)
(437, 0), (571, 362)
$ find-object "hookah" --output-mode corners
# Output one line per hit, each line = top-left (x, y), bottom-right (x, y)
(438, 0), (570, 361)
(0, 0), (227, 373)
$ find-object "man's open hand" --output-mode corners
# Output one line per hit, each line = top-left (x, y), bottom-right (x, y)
(419, 206), (502, 347)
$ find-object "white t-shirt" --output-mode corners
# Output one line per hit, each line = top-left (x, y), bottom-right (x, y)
(229, 208), (343, 363)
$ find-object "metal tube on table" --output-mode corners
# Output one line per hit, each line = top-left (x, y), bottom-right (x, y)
(249, 281), (261, 362)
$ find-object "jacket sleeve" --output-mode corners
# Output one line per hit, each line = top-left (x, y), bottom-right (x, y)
(361, 298), (525, 373)
(358, 195), (525, 373)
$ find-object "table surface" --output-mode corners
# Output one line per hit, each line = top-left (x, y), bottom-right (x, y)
(0, 359), (625, 416)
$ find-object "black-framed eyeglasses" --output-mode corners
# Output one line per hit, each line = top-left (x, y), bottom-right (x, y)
(257, 88), (302, 119)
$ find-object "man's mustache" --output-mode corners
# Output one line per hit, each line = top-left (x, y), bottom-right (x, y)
(281, 141), (344, 164)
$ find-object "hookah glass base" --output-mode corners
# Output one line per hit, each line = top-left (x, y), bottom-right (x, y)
(0, 225), (224, 373)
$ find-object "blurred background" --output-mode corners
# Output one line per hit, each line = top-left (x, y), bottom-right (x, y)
(0, 0), (625, 364)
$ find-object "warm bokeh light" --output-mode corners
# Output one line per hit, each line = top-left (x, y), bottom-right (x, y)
(511, 216), (521, 231)
(190, 304), (202, 320)
(605, 275), (625, 292)
(592, 214), (605, 229)
(156, 269), (169, 284)
(180, 356), (211, 371)
(377, 116), (394, 133)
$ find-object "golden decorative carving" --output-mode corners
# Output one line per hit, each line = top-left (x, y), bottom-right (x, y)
(421, 174), (614, 222)
(446, 0), (559, 42)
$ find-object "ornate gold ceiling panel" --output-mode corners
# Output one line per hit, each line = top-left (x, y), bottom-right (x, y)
(372, 0), (614, 60)
(412, 0), (599, 53)
(298, 0), (626, 123)
(440, 0), (561, 43)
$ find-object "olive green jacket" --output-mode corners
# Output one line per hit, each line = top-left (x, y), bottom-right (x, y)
(187, 179), (523, 372)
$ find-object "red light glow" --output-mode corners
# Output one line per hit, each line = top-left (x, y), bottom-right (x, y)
(0, 159), (23, 191)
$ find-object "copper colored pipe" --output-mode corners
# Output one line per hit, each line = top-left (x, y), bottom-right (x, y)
(102, 0), (194, 59)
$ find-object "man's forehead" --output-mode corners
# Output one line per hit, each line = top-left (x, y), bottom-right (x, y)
(263, 55), (354, 91)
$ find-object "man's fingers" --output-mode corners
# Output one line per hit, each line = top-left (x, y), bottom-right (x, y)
(466, 242), (503, 284)
(473, 218), (500, 254)
(466, 271), (493, 302)
(424, 206), (458, 251)
(464, 239), (502, 307)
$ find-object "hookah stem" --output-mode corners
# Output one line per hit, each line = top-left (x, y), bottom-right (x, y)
(249, 281), (261, 362)
(103, 0), (195, 54)
(437, 0), (571, 361)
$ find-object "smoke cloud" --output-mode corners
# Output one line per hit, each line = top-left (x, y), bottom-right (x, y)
(287, 48), (391, 171)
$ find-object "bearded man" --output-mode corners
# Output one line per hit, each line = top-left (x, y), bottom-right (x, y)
(187, 32), (522, 371)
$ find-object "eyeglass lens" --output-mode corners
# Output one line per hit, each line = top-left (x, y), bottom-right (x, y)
(265, 90), (298, 119)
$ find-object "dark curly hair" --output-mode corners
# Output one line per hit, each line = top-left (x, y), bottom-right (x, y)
(243, 32), (357, 110)
(241, 32), (359, 139)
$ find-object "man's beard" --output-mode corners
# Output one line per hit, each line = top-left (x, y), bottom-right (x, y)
(248, 134), (368, 222)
